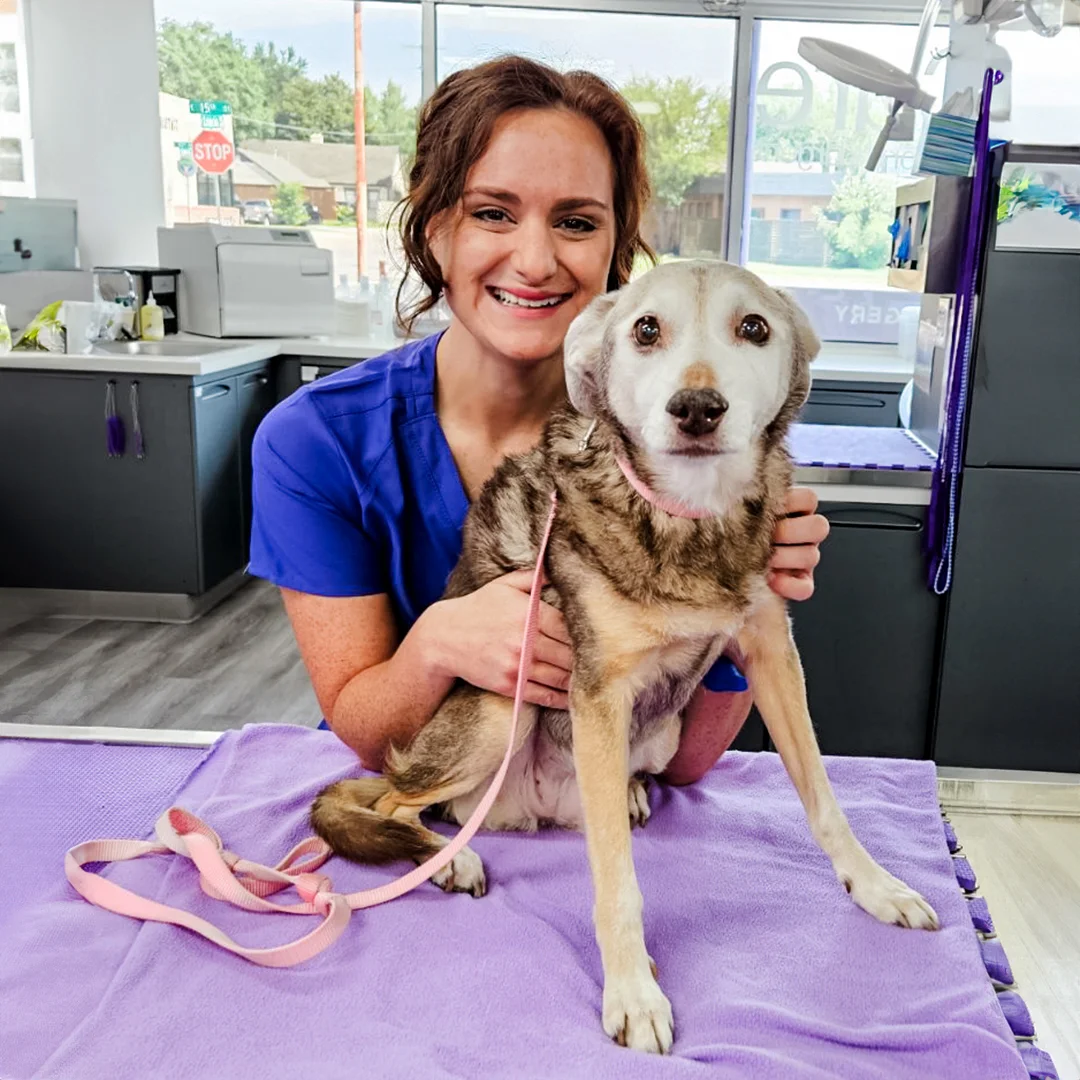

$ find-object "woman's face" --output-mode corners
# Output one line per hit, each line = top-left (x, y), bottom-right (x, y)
(430, 107), (617, 366)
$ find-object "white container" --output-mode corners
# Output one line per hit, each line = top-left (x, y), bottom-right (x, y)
(333, 296), (371, 337)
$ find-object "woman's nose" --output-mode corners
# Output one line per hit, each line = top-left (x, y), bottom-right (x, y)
(510, 219), (558, 283)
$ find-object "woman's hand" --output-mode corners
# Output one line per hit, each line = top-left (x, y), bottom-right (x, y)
(422, 570), (573, 710)
(768, 487), (830, 602)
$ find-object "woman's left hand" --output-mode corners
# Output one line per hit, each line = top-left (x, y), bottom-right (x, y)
(767, 487), (829, 602)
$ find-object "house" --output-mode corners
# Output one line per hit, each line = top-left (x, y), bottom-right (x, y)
(239, 139), (407, 216)
(231, 148), (335, 222)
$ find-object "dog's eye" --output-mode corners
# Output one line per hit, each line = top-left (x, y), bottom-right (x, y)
(737, 314), (770, 345)
(633, 315), (661, 347)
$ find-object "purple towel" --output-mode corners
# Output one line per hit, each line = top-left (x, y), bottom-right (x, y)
(0, 727), (1027, 1080)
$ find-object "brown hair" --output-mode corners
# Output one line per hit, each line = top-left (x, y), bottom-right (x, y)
(396, 55), (655, 331)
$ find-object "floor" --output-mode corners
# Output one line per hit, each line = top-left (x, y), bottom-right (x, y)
(0, 579), (320, 729)
(1, 580), (1077, 1075)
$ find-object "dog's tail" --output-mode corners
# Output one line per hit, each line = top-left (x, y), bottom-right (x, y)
(310, 778), (441, 865)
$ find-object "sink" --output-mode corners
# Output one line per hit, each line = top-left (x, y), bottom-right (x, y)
(91, 339), (242, 357)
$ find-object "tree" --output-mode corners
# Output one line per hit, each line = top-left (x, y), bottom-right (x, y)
(272, 182), (309, 226)
(620, 76), (730, 208)
(815, 172), (894, 269)
(157, 20), (419, 153)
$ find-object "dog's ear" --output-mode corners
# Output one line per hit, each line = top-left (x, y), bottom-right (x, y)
(773, 289), (821, 364)
(564, 289), (618, 418)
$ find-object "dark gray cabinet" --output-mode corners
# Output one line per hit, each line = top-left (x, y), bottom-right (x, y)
(0, 362), (272, 597)
(799, 380), (902, 427)
(935, 468), (1080, 772)
(237, 368), (276, 552)
(788, 501), (941, 759)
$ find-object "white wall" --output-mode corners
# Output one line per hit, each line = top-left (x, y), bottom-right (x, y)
(26, 0), (164, 268)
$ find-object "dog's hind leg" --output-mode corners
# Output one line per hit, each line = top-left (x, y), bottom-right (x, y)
(737, 595), (939, 931)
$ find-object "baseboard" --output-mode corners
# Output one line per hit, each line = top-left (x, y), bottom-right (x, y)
(0, 722), (222, 747)
(0, 571), (249, 624)
(937, 766), (1080, 817)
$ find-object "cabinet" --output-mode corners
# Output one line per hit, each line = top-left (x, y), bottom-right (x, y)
(0, 363), (273, 597)
(799, 380), (902, 427)
(935, 469), (1080, 772)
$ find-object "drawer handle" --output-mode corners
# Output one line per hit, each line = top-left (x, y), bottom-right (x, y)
(197, 383), (232, 400)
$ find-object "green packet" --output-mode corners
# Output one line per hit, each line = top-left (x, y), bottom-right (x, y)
(14, 299), (64, 351)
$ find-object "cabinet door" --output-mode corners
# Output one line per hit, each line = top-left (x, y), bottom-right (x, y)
(237, 367), (276, 555)
(192, 378), (243, 593)
(0, 371), (199, 592)
(787, 503), (941, 759)
(935, 469), (1080, 772)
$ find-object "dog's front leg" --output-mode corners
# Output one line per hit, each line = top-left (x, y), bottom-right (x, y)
(571, 680), (674, 1054)
(738, 596), (939, 931)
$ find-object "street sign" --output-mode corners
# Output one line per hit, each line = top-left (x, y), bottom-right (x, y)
(200, 115), (223, 130)
(189, 100), (231, 117)
(177, 158), (197, 178)
(173, 140), (192, 152)
(192, 130), (235, 175)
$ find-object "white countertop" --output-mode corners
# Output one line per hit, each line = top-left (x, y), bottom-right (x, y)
(0, 332), (912, 383)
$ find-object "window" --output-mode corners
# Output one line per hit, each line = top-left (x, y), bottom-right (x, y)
(0, 0), (32, 196)
(436, 5), (736, 264)
(155, 0), (422, 286)
(746, 19), (948, 345)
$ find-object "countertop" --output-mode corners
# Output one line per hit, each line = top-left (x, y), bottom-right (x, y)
(0, 333), (913, 384)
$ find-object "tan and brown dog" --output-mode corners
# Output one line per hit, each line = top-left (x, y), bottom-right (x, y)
(311, 259), (938, 1054)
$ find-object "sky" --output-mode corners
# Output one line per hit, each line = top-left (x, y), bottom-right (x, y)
(154, 1), (1079, 144)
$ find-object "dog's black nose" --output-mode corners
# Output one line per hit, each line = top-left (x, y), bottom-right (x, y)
(665, 389), (728, 437)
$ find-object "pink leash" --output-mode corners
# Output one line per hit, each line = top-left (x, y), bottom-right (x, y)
(65, 492), (560, 968)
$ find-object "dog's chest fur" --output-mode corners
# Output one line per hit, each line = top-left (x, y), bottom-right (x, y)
(441, 407), (789, 822)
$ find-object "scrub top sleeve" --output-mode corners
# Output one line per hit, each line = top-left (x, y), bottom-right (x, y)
(247, 399), (388, 598)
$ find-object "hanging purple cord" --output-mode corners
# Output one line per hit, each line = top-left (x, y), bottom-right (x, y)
(105, 380), (126, 458)
(926, 68), (1000, 593)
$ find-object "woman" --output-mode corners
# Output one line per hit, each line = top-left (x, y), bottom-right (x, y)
(249, 56), (827, 784)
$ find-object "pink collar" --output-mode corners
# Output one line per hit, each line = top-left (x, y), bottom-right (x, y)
(615, 454), (717, 520)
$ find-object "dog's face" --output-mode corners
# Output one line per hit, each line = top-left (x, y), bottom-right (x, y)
(564, 260), (818, 497)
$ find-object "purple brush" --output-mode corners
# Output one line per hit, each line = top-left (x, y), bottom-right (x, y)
(105, 381), (125, 458)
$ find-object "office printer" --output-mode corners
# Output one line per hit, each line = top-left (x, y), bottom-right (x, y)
(157, 224), (333, 338)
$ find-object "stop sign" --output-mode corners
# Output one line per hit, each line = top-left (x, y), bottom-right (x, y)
(192, 130), (234, 174)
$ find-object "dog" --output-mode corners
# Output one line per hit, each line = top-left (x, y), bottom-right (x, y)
(310, 259), (939, 1054)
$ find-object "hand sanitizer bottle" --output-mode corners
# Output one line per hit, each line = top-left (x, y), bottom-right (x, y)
(140, 293), (164, 341)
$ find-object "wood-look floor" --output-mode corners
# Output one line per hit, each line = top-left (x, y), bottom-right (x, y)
(1, 584), (1076, 1074)
(0, 579), (320, 729)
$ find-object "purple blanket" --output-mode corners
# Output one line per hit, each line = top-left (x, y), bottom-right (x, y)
(0, 726), (1025, 1080)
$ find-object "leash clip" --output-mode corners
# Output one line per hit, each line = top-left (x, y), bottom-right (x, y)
(578, 418), (598, 452)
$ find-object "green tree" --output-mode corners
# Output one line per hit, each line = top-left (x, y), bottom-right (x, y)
(272, 182), (309, 226)
(364, 80), (418, 162)
(620, 76), (730, 207)
(280, 73), (354, 140)
(815, 172), (894, 268)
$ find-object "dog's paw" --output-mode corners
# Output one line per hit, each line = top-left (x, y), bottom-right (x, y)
(628, 777), (651, 829)
(602, 970), (674, 1054)
(431, 846), (487, 898)
(841, 861), (939, 930)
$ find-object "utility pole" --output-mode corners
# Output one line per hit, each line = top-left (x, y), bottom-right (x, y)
(353, 2), (367, 280)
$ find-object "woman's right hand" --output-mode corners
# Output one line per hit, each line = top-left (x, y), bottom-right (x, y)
(422, 570), (573, 710)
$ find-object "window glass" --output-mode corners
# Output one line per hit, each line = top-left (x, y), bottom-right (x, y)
(154, 0), (421, 286)
(437, 5), (736, 266)
(0, 0), (31, 196)
(748, 20), (948, 345)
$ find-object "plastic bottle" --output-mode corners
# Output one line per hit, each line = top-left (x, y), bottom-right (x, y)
(376, 261), (393, 336)
(140, 293), (165, 341)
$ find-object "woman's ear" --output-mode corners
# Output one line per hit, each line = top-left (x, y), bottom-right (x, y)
(564, 290), (618, 419)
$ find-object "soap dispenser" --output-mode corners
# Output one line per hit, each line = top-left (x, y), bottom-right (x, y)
(140, 293), (165, 341)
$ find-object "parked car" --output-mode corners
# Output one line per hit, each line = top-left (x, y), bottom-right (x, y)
(240, 199), (275, 225)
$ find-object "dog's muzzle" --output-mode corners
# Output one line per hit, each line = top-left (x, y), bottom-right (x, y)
(665, 389), (729, 437)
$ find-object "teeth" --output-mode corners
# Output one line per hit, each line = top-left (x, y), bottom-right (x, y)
(492, 287), (563, 308)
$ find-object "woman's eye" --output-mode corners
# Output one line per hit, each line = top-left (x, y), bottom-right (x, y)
(559, 216), (596, 233)
(737, 314), (770, 345)
(633, 315), (661, 347)
(473, 208), (510, 223)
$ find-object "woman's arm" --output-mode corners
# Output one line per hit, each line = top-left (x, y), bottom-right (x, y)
(282, 570), (573, 772)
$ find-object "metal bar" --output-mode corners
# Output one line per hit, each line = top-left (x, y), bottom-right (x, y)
(422, 0), (437, 100)
(0, 723), (222, 748)
(724, 12), (757, 263)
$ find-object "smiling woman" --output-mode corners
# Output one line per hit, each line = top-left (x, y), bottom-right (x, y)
(247, 54), (829, 780)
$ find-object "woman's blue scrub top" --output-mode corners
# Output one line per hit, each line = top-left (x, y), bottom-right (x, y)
(247, 332), (746, 725)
